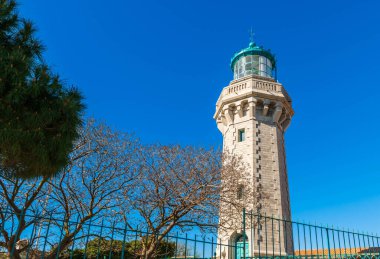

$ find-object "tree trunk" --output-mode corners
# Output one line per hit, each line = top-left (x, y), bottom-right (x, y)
(7, 247), (21, 259)
(44, 234), (74, 259)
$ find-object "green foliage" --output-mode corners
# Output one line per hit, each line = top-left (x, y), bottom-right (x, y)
(60, 238), (175, 259)
(0, 0), (84, 178)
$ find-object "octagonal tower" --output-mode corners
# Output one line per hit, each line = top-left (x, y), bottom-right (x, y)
(215, 39), (294, 259)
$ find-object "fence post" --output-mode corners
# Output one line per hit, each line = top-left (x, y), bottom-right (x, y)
(326, 227), (331, 259)
(243, 208), (246, 259)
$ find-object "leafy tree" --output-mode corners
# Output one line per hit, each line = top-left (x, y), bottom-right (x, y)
(0, 0), (84, 178)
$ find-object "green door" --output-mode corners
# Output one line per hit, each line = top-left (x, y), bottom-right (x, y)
(235, 236), (249, 259)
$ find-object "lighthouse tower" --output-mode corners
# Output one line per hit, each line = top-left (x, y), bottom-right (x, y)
(214, 38), (294, 259)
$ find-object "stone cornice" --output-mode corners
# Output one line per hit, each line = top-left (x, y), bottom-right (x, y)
(214, 76), (294, 120)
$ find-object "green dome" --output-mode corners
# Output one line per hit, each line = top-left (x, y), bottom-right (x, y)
(230, 41), (277, 80)
(230, 41), (276, 71)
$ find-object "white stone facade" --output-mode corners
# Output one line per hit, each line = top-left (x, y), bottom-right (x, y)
(214, 74), (294, 259)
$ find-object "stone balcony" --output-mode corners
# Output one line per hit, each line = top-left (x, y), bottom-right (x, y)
(215, 75), (293, 118)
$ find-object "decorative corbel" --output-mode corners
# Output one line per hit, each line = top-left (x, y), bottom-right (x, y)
(282, 118), (291, 131)
(237, 103), (244, 118)
(223, 105), (235, 124)
(247, 97), (257, 118)
(263, 99), (271, 116)
(273, 102), (283, 123)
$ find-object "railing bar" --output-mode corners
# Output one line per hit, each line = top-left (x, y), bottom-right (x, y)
(347, 228), (352, 257)
(194, 235), (197, 259)
(70, 215), (80, 259)
(338, 228), (343, 259)
(144, 227), (149, 259)
(202, 236), (205, 259)
(284, 217), (288, 257)
(303, 222), (307, 256)
(357, 231), (362, 255)
(331, 227), (337, 259)
(121, 223), (128, 259)
(258, 214), (261, 259)
(265, 214), (268, 257)
(55, 214), (66, 259)
(371, 234), (376, 258)
(211, 236), (214, 259)
(308, 224), (313, 259)
(108, 220), (116, 259)
(251, 212), (254, 259)
(165, 234), (170, 259)
(25, 215), (39, 259)
(368, 233), (375, 257)
(185, 233), (188, 259)
(362, 232), (367, 256)
(219, 238), (222, 259)
(272, 215), (275, 258)
(133, 227), (138, 258)
(293, 221), (296, 259)
(320, 225), (325, 259)
(41, 212), (53, 259)
(83, 217), (93, 259)
(243, 208), (246, 259)
(174, 231), (179, 259)
(367, 232), (372, 257)
(11, 209), (25, 259)
(326, 227), (331, 259)
(297, 222), (301, 257)
(279, 217), (281, 258)
(315, 224), (319, 259)
(342, 229), (347, 259)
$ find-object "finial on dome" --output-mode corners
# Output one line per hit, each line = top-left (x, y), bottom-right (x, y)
(249, 27), (255, 46)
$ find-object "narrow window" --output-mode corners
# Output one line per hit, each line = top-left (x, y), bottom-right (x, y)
(237, 184), (244, 200)
(238, 129), (245, 142)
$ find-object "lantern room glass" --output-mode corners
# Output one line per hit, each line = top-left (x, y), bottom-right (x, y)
(233, 55), (273, 80)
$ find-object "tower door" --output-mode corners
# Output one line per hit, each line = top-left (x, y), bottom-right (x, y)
(235, 235), (249, 259)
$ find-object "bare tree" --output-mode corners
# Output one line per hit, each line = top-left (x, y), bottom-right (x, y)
(0, 175), (48, 259)
(0, 120), (261, 259)
(121, 145), (253, 259)
(43, 119), (138, 258)
(0, 119), (138, 259)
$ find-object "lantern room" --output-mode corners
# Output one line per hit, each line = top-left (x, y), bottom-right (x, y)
(231, 41), (276, 80)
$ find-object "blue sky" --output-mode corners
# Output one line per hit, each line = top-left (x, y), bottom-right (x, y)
(19, 0), (380, 233)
